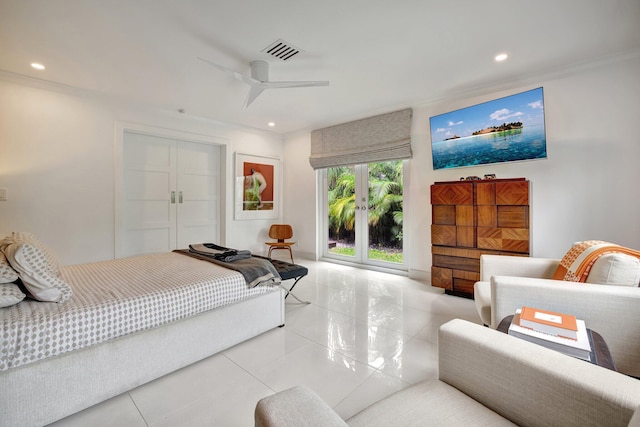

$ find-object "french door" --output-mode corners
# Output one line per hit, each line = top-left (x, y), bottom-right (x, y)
(322, 161), (404, 269)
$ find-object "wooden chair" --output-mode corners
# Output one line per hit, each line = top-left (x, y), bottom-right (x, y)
(265, 224), (295, 263)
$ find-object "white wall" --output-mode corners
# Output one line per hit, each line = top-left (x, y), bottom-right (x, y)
(282, 132), (318, 260)
(0, 75), (283, 265)
(283, 53), (640, 278)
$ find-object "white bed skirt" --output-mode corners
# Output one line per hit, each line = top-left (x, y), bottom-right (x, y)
(0, 289), (285, 427)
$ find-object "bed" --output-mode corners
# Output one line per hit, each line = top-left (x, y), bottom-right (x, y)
(0, 236), (286, 427)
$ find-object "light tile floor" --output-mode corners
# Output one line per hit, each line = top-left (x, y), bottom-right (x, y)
(49, 259), (481, 426)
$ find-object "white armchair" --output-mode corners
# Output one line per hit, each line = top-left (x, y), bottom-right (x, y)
(474, 255), (640, 377)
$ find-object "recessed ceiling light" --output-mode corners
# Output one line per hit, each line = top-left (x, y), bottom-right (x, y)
(31, 62), (45, 70)
(494, 53), (508, 62)
(267, 122), (275, 127)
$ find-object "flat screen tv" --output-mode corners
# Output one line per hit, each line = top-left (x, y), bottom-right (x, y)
(430, 87), (547, 170)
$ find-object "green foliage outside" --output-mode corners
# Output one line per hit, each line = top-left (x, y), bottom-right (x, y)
(328, 161), (403, 263)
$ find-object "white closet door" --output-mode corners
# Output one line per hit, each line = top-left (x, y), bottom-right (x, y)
(122, 132), (220, 257)
(176, 141), (220, 248)
(123, 132), (177, 256)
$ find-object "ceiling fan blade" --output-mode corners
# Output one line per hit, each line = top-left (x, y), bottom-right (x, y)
(199, 57), (329, 108)
(264, 80), (330, 89)
(197, 57), (260, 86)
(242, 84), (266, 109)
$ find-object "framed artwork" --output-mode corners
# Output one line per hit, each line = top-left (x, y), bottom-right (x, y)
(234, 153), (280, 220)
(430, 87), (547, 170)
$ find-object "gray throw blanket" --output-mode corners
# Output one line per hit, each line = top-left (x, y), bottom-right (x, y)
(175, 244), (281, 288)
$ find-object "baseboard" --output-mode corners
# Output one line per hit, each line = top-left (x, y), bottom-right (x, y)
(409, 268), (430, 283)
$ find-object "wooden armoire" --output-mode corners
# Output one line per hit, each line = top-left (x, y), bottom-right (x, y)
(430, 178), (530, 298)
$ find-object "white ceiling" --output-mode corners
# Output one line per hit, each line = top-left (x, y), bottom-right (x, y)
(1, 0), (639, 135)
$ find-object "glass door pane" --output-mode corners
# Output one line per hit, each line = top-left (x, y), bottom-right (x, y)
(327, 165), (356, 259)
(367, 161), (403, 265)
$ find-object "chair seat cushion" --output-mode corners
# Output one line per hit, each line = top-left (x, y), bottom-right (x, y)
(474, 281), (491, 326)
(347, 380), (515, 427)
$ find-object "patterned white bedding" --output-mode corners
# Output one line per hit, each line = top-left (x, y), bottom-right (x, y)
(0, 252), (276, 371)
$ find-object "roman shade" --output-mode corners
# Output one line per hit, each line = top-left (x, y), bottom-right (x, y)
(309, 108), (413, 169)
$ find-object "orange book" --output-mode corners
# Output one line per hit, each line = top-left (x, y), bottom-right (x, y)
(518, 306), (578, 340)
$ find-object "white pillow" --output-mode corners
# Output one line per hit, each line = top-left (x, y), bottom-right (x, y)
(0, 252), (19, 284)
(586, 253), (640, 286)
(4, 243), (72, 302)
(0, 283), (26, 308)
(0, 232), (60, 277)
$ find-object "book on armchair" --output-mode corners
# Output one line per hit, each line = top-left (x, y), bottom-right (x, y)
(508, 310), (593, 361)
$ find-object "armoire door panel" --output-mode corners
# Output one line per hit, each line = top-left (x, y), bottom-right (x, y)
(497, 206), (529, 228)
(430, 183), (473, 205)
(477, 205), (497, 227)
(496, 181), (529, 205)
(433, 205), (456, 225)
(456, 226), (475, 248)
(431, 224), (457, 246)
(475, 182), (496, 205)
(455, 205), (475, 226)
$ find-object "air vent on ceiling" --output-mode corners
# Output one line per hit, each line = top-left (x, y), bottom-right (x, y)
(261, 39), (301, 61)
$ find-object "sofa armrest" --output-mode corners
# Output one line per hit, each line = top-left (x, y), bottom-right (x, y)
(490, 275), (640, 376)
(480, 255), (559, 281)
(439, 319), (640, 427)
(255, 385), (348, 427)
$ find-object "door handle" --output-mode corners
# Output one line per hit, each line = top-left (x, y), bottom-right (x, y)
(171, 191), (176, 204)
(178, 191), (183, 203)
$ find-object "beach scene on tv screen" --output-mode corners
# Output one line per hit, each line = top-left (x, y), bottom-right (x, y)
(430, 87), (547, 170)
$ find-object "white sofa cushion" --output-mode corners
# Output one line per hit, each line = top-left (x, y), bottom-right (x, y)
(586, 253), (640, 286)
(347, 380), (515, 427)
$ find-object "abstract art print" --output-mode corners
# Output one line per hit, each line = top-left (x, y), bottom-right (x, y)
(430, 87), (547, 170)
(235, 153), (280, 220)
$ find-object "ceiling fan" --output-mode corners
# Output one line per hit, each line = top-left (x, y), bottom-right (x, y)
(198, 57), (329, 109)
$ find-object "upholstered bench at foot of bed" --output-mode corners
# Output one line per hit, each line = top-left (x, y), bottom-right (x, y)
(257, 256), (309, 304)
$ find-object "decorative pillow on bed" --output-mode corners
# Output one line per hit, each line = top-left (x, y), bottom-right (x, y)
(3, 242), (72, 302)
(0, 251), (19, 284)
(0, 283), (26, 308)
(0, 232), (61, 277)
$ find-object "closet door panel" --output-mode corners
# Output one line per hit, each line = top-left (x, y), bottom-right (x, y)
(176, 142), (220, 249)
(122, 132), (177, 257)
